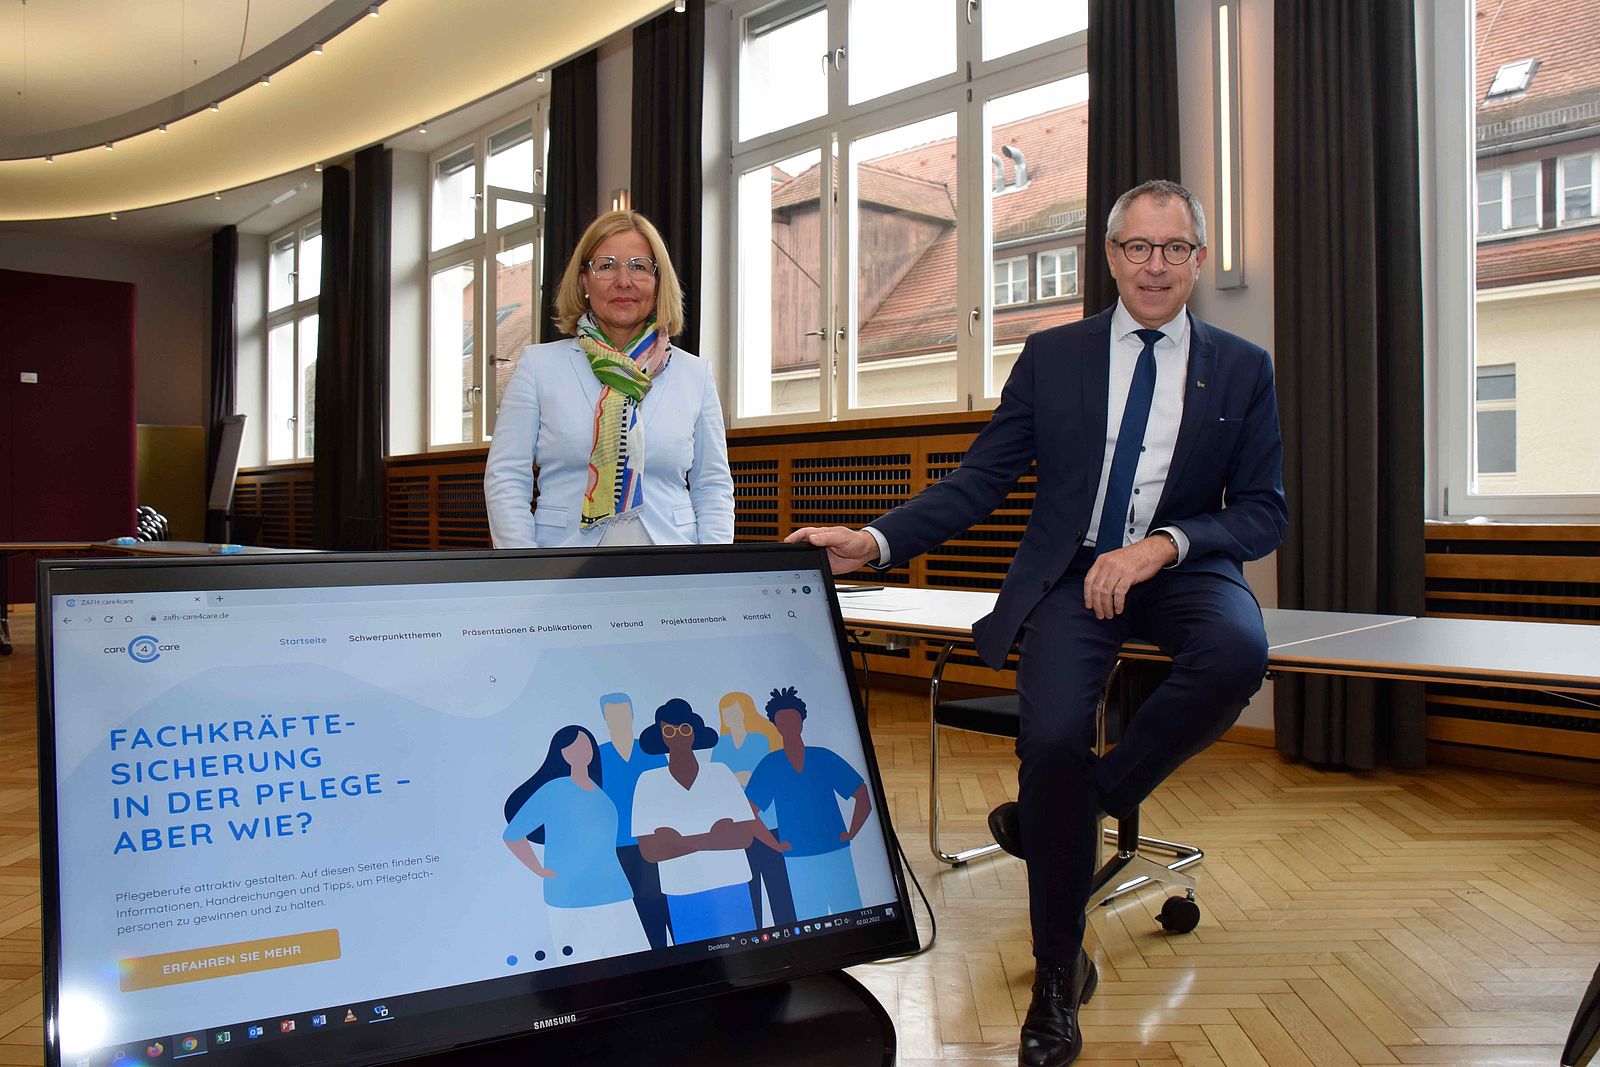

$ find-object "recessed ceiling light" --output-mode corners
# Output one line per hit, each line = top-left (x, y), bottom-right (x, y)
(674, 0), (686, 11)
(210, 101), (221, 112)
(418, 123), (427, 134)
(109, 212), (119, 221)
(313, 42), (324, 55)
(368, 4), (380, 16)
(536, 70), (546, 83)
(44, 154), (53, 163)
(314, 162), (323, 173)
(213, 192), (223, 200)
(260, 76), (271, 87)
(104, 142), (114, 150)
(157, 123), (168, 133)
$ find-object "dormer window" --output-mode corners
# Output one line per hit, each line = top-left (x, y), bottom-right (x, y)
(1486, 59), (1537, 99)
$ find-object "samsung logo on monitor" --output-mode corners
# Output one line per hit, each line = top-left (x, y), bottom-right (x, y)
(529, 1014), (579, 1031)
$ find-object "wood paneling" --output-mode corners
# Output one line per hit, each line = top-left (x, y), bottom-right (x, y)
(231, 463), (314, 548)
(1423, 524), (1600, 779)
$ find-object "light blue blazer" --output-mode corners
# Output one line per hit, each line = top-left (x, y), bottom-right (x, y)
(484, 338), (735, 549)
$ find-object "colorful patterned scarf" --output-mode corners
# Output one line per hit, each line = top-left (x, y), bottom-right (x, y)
(576, 312), (671, 529)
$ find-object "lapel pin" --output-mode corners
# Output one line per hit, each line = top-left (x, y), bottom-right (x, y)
(1196, 381), (1207, 389)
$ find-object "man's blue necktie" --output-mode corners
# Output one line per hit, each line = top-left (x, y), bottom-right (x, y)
(1094, 328), (1164, 556)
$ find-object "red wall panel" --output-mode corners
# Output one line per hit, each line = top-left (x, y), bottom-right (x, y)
(0, 268), (137, 605)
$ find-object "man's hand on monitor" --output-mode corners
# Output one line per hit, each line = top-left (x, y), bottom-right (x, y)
(785, 526), (879, 575)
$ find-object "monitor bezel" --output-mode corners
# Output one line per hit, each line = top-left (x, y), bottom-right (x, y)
(36, 544), (920, 1067)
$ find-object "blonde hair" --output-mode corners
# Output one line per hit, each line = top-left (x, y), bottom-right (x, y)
(553, 209), (686, 339)
(719, 691), (781, 748)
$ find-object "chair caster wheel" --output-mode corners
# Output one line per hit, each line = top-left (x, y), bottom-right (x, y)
(1158, 895), (1200, 934)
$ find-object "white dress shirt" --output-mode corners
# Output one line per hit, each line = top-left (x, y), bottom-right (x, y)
(866, 299), (1191, 566)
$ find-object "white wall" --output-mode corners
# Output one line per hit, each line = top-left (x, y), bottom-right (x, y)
(389, 148), (429, 457)
(235, 233), (267, 468)
(596, 35), (634, 211)
(0, 232), (209, 427)
(1175, 0), (1279, 732)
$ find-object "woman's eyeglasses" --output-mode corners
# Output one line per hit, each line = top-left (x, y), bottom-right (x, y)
(586, 255), (659, 278)
(659, 722), (696, 738)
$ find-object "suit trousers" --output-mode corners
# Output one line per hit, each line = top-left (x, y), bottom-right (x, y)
(1015, 548), (1268, 964)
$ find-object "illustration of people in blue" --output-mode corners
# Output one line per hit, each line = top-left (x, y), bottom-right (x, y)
(713, 691), (796, 928)
(595, 692), (674, 949)
(502, 724), (649, 962)
(634, 698), (787, 943)
(745, 686), (871, 919)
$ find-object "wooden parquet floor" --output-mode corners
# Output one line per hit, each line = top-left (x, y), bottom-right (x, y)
(2, 604), (1596, 1066)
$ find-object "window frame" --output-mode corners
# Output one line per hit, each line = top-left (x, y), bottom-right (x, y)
(1036, 244), (1079, 300)
(1427, 0), (1600, 519)
(425, 104), (547, 450)
(1557, 149), (1599, 226)
(992, 254), (1029, 306)
(1476, 162), (1542, 238)
(264, 212), (322, 464)
(725, 0), (1088, 427)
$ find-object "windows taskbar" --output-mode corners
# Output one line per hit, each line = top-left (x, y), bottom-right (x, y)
(65, 902), (904, 1067)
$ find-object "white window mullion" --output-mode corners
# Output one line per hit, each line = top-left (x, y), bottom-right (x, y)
(955, 87), (984, 412)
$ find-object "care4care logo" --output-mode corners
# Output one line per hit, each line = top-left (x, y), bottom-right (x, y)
(122, 635), (180, 663)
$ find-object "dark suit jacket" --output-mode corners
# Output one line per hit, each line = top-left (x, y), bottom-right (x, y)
(873, 306), (1288, 669)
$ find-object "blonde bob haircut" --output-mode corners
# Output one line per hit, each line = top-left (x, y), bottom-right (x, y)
(553, 209), (686, 341)
(718, 690), (782, 749)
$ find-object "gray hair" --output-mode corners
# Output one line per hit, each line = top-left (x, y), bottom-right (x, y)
(1106, 179), (1208, 247)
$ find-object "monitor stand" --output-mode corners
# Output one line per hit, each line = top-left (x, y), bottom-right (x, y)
(416, 970), (895, 1066)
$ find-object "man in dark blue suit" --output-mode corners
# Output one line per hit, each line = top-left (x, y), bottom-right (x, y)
(788, 180), (1286, 1066)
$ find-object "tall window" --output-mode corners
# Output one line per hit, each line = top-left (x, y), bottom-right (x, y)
(265, 217), (321, 461)
(1433, 0), (1600, 516)
(427, 108), (546, 447)
(1474, 363), (1516, 477)
(729, 0), (1088, 423)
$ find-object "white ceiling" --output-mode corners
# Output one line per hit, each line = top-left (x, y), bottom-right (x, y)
(0, 0), (664, 223)
(0, 0), (336, 139)
(0, 74), (548, 249)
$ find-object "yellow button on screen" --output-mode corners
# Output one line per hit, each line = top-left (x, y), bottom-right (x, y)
(119, 929), (341, 991)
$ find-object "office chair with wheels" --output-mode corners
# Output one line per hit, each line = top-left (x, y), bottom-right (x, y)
(927, 648), (1203, 932)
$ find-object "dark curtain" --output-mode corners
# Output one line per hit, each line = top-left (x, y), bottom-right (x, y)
(205, 226), (238, 542)
(313, 165), (351, 550)
(312, 149), (389, 551)
(631, 0), (704, 354)
(343, 144), (390, 549)
(541, 51), (599, 341)
(1084, 0), (1181, 718)
(1274, 0), (1427, 769)
(1082, 0), (1181, 318)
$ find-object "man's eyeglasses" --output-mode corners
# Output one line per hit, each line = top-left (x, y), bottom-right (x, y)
(1114, 239), (1202, 266)
(659, 722), (696, 738)
(586, 255), (659, 278)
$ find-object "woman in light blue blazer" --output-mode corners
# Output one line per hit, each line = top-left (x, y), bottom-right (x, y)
(484, 210), (734, 548)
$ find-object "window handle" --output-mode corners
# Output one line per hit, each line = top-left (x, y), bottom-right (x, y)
(490, 356), (512, 365)
(534, 168), (543, 187)
(967, 0), (978, 24)
(833, 46), (846, 71)
(803, 328), (827, 338)
(968, 306), (981, 336)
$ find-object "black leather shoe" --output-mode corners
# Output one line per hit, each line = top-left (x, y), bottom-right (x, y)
(988, 801), (1024, 858)
(1018, 950), (1098, 1066)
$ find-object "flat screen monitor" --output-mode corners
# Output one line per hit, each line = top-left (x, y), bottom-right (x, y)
(37, 545), (918, 1067)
